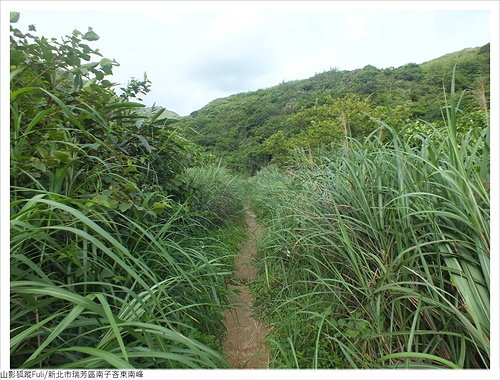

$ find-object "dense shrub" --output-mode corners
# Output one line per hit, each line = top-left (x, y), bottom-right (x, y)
(249, 76), (489, 368)
(10, 16), (240, 369)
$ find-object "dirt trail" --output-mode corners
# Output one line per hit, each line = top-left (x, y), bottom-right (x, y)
(222, 209), (270, 369)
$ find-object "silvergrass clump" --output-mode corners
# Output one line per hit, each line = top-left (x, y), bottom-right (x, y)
(249, 71), (489, 369)
(10, 190), (232, 368)
(10, 19), (240, 369)
(180, 163), (244, 226)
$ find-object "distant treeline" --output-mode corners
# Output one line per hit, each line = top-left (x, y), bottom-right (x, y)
(175, 43), (489, 173)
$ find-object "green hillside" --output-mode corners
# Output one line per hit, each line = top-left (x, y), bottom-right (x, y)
(176, 43), (490, 173)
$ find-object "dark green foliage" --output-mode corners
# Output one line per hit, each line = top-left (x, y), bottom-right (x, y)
(175, 44), (489, 173)
(248, 77), (489, 368)
(10, 18), (243, 369)
(178, 164), (244, 226)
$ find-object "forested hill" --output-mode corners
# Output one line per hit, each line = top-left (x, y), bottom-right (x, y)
(175, 43), (490, 173)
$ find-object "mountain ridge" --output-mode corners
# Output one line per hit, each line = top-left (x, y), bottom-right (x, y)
(188, 44), (488, 115)
(174, 43), (489, 173)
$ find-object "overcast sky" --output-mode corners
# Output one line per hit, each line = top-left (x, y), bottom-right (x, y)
(11, 3), (491, 116)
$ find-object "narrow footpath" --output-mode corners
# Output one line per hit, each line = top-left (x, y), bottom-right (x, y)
(222, 209), (270, 369)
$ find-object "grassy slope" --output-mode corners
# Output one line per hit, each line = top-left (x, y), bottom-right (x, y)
(247, 74), (489, 368)
(175, 43), (489, 173)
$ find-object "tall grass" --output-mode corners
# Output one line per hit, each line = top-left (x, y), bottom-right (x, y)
(10, 185), (244, 368)
(249, 74), (489, 368)
(10, 22), (245, 367)
(180, 163), (244, 226)
(10, 104), (244, 367)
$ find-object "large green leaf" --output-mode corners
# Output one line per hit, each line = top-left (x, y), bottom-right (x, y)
(10, 12), (20, 23)
(83, 28), (99, 41)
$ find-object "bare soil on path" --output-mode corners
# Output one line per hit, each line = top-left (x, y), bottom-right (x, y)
(222, 209), (270, 369)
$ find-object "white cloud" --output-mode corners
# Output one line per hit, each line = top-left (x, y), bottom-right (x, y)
(10, 6), (491, 116)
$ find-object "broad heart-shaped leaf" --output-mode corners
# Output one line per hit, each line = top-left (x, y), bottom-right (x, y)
(119, 202), (133, 213)
(83, 29), (100, 41)
(99, 58), (113, 67)
(30, 161), (47, 173)
(92, 194), (111, 208)
(99, 58), (113, 74)
(10, 12), (20, 23)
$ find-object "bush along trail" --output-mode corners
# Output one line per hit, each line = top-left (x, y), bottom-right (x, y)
(222, 209), (271, 368)
(248, 72), (489, 369)
(10, 17), (246, 369)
